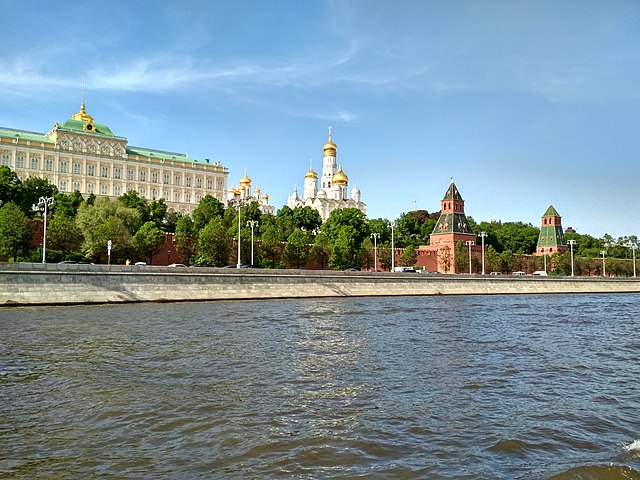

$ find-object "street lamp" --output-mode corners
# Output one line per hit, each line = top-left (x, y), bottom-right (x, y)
(567, 239), (576, 277)
(236, 203), (242, 268)
(247, 220), (258, 266)
(370, 233), (380, 271)
(627, 242), (637, 278)
(601, 250), (607, 277)
(465, 240), (474, 274)
(478, 231), (487, 275)
(390, 222), (395, 272)
(542, 247), (547, 273)
(32, 196), (54, 264)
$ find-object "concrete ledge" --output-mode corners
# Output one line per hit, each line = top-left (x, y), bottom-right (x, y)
(1, 263), (639, 306)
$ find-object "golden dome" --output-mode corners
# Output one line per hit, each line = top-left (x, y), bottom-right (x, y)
(323, 126), (337, 155)
(239, 169), (252, 187)
(332, 165), (348, 185)
(305, 167), (318, 179)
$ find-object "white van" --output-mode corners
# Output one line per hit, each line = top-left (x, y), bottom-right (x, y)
(532, 271), (548, 276)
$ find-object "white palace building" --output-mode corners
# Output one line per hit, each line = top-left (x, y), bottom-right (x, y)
(287, 128), (366, 221)
(0, 102), (229, 214)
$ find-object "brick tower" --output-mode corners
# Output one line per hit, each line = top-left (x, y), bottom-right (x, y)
(536, 205), (567, 255)
(428, 179), (477, 273)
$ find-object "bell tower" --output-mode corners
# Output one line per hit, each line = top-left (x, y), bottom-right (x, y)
(536, 205), (567, 255)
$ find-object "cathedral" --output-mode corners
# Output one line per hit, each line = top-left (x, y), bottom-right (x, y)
(287, 128), (366, 221)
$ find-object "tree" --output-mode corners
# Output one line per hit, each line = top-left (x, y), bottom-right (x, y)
(0, 202), (33, 261)
(0, 166), (22, 207)
(311, 232), (331, 270)
(54, 191), (84, 218)
(118, 191), (150, 222)
(329, 225), (362, 270)
(292, 206), (322, 232)
(379, 244), (392, 272)
(198, 217), (230, 267)
(76, 198), (138, 263)
(367, 218), (391, 244)
(193, 195), (225, 231)
(47, 214), (83, 260)
(276, 205), (295, 241)
(132, 221), (166, 265)
(400, 245), (417, 267)
(175, 216), (198, 265)
(260, 224), (283, 268)
(283, 229), (311, 268)
(149, 199), (167, 228)
(438, 245), (452, 273)
(19, 176), (59, 217)
(485, 245), (502, 273)
(454, 241), (468, 273)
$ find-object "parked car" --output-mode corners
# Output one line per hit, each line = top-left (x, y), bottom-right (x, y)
(168, 263), (186, 267)
(490, 271), (502, 276)
(532, 271), (548, 276)
(512, 271), (526, 276)
(134, 261), (147, 266)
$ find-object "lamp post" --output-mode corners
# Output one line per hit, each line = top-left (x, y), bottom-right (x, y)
(543, 247), (547, 273)
(390, 222), (395, 272)
(236, 203), (242, 268)
(601, 250), (606, 277)
(627, 242), (637, 278)
(567, 239), (576, 277)
(465, 240), (474, 274)
(370, 233), (380, 271)
(32, 196), (54, 264)
(478, 231), (487, 275)
(247, 220), (258, 266)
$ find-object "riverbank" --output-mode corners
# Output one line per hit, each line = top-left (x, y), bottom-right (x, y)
(1, 263), (639, 306)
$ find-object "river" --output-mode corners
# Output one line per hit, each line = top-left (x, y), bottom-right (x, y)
(1, 294), (639, 479)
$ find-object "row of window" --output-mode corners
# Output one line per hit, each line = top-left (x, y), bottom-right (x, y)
(58, 179), (212, 204)
(2, 154), (224, 190)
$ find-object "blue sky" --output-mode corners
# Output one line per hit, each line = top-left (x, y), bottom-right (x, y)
(1, 0), (638, 238)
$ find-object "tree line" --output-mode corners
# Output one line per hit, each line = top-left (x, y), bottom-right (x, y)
(0, 166), (636, 273)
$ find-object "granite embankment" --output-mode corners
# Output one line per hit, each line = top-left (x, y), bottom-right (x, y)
(1, 263), (639, 306)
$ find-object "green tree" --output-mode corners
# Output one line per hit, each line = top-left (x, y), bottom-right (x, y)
(0, 202), (33, 261)
(198, 217), (230, 267)
(379, 244), (392, 272)
(118, 191), (150, 222)
(311, 232), (331, 270)
(193, 195), (225, 231)
(485, 245), (502, 273)
(367, 218), (391, 244)
(283, 228), (311, 268)
(496, 222), (539, 254)
(175, 216), (198, 265)
(454, 240), (468, 273)
(19, 176), (59, 217)
(149, 199), (167, 228)
(276, 205), (295, 241)
(132, 221), (166, 264)
(292, 206), (322, 232)
(47, 214), (83, 260)
(0, 166), (22, 207)
(54, 191), (84, 218)
(260, 224), (283, 268)
(329, 225), (361, 270)
(360, 237), (375, 270)
(400, 245), (417, 267)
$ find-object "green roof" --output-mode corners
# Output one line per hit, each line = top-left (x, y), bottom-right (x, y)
(543, 205), (560, 217)
(0, 127), (53, 143)
(432, 212), (474, 235)
(127, 146), (204, 164)
(58, 119), (116, 137)
(442, 181), (463, 201)
(538, 225), (567, 247)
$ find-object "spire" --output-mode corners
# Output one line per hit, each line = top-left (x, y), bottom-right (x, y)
(71, 74), (94, 124)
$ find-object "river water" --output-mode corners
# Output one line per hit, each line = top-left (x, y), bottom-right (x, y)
(1, 294), (640, 479)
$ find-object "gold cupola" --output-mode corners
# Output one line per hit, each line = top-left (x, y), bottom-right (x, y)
(332, 164), (349, 186)
(305, 160), (318, 179)
(239, 170), (252, 187)
(323, 126), (337, 155)
(71, 102), (96, 132)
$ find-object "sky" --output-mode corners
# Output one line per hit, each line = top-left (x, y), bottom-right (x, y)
(1, 0), (639, 239)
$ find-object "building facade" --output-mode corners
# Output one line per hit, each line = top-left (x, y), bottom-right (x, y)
(536, 205), (567, 255)
(0, 103), (228, 214)
(227, 170), (275, 215)
(416, 179), (482, 273)
(287, 128), (366, 221)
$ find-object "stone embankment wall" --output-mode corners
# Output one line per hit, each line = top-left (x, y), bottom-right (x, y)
(1, 263), (639, 307)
